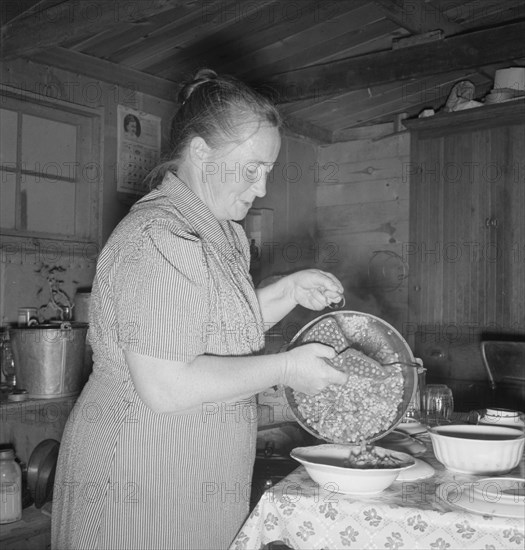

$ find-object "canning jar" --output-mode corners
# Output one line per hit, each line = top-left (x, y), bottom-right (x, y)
(0, 449), (22, 524)
(0, 331), (16, 390)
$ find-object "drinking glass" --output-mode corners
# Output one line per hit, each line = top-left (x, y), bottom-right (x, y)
(423, 384), (454, 426)
(401, 361), (426, 424)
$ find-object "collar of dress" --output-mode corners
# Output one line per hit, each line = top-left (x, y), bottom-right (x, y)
(159, 171), (244, 264)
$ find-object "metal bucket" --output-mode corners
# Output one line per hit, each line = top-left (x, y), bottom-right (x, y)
(10, 323), (90, 399)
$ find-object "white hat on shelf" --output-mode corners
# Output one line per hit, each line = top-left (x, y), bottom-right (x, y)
(484, 67), (525, 104)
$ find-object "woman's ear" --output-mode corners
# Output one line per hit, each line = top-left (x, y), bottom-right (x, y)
(188, 136), (210, 164)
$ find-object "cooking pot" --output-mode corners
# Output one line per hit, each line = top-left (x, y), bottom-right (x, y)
(27, 439), (60, 508)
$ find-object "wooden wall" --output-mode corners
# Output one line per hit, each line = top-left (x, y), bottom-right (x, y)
(251, 133), (321, 347)
(253, 134), (318, 278)
(254, 129), (412, 345)
(314, 131), (411, 334)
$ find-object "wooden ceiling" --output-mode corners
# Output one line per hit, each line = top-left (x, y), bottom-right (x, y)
(2, 0), (525, 142)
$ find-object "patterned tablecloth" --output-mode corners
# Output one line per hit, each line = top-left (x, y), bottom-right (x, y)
(231, 432), (525, 550)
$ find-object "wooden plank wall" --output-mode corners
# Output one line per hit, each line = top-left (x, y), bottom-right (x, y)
(253, 133), (319, 282)
(315, 131), (411, 334)
(253, 133), (330, 345)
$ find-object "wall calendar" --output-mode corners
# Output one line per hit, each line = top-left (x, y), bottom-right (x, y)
(117, 105), (161, 196)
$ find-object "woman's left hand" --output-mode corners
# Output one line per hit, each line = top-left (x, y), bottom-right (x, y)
(288, 269), (345, 310)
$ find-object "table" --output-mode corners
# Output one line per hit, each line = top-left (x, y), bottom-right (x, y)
(231, 431), (525, 550)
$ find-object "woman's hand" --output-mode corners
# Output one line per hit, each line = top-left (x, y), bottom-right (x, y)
(288, 269), (344, 310)
(282, 343), (348, 395)
(256, 269), (344, 329)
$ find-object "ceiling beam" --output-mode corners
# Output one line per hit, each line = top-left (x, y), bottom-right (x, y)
(267, 20), (525, 103)
(28, 48), (180, 102)
(282, 115), (334, 144)
(0, 0), (181, 60)
(332, 122), (395, 143)
(373, 0), (464, 35)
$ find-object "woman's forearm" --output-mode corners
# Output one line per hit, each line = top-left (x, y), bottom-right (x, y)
(255, 276), (297, 328)
(125, 349), (289, 415)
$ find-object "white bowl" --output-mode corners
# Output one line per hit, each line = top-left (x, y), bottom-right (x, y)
(290, 444), (415, 495)
(428, 424), (525, 475)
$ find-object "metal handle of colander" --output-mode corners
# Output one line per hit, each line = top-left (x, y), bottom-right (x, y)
(381, 361), (420, 368)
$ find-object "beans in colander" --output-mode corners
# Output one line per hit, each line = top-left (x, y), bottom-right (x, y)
(294, 347), (404, 444)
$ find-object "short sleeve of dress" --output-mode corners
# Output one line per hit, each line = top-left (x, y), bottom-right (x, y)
(112, 218), (209, 362)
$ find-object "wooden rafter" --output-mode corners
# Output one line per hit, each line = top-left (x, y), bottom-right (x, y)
(266, 20), (525, 103)
(373, 0), (464, 35)
(111, 0), (277, 70)
(0, 0), (181, 60)
(28, 48), (180, 102)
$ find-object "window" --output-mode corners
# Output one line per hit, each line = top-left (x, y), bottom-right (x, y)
(0, 87), (102, 245)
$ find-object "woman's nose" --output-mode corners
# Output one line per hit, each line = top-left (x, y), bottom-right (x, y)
(252, 176), (267, 198)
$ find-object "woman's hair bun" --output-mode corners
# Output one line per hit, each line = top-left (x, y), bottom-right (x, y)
(179, 68), (218, 105)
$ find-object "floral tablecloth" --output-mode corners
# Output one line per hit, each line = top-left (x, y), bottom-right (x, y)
(231, 433), (525, 550)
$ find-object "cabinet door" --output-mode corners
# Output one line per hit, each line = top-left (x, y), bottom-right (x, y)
(493, 124), (525, 331)
(405, 105), (525, 408)
(408, 121), (524, 334)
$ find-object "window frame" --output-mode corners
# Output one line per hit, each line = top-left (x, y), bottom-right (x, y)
(0, 85), (103, 252)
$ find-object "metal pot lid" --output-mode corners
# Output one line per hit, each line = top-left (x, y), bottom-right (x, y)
(27, 439), (60, 508)
(284, 311), (417, 444)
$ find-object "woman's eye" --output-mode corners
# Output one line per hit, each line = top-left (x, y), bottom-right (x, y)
(245, 165), (260, 180)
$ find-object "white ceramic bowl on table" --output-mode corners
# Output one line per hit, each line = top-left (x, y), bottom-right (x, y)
(428, 424), (525, 475)
(290, 444), (415, 495)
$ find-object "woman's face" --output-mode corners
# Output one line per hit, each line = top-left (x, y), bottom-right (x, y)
(199, 121), (281, 221)
(126, 119), (137, 136)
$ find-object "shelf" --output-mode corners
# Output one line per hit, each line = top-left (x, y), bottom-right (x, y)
(403, 98), (525, 135)
(0, 505), (51, 550)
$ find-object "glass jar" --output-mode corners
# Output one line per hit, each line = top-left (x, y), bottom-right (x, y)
(0, 449), (22, 524)
(0, 331), (16, 389)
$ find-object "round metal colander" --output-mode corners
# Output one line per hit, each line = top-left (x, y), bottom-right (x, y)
(284, 311), (418, 444)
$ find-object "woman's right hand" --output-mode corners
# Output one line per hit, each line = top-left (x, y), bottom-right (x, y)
(282, 343), (348, 395)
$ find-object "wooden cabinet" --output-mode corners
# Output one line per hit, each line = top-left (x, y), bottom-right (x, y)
(404, 102), (525, 408)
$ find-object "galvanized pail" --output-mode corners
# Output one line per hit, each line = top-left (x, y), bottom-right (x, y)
(10, 323), (90, 399)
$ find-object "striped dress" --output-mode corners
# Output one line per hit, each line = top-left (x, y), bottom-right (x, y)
(51, 173), (265, 550)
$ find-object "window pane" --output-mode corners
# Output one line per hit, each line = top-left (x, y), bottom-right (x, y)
(22, 174), (75, 235)
(0, 109), (18, 166)
(21, 115), (77, 176)
(0, 171), (17, 228)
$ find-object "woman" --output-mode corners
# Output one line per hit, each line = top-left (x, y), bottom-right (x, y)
(123, 113), (140, 138)
(52, 69), (347, 550)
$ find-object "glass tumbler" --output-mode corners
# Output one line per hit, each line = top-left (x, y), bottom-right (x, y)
(423, 384), (454, 426)
(401, 360), (426, 424)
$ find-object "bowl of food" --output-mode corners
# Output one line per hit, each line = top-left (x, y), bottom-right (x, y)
(428, 424), (525, 475)
(290, 444), (415, 495)
(285, 311), (418, 444)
